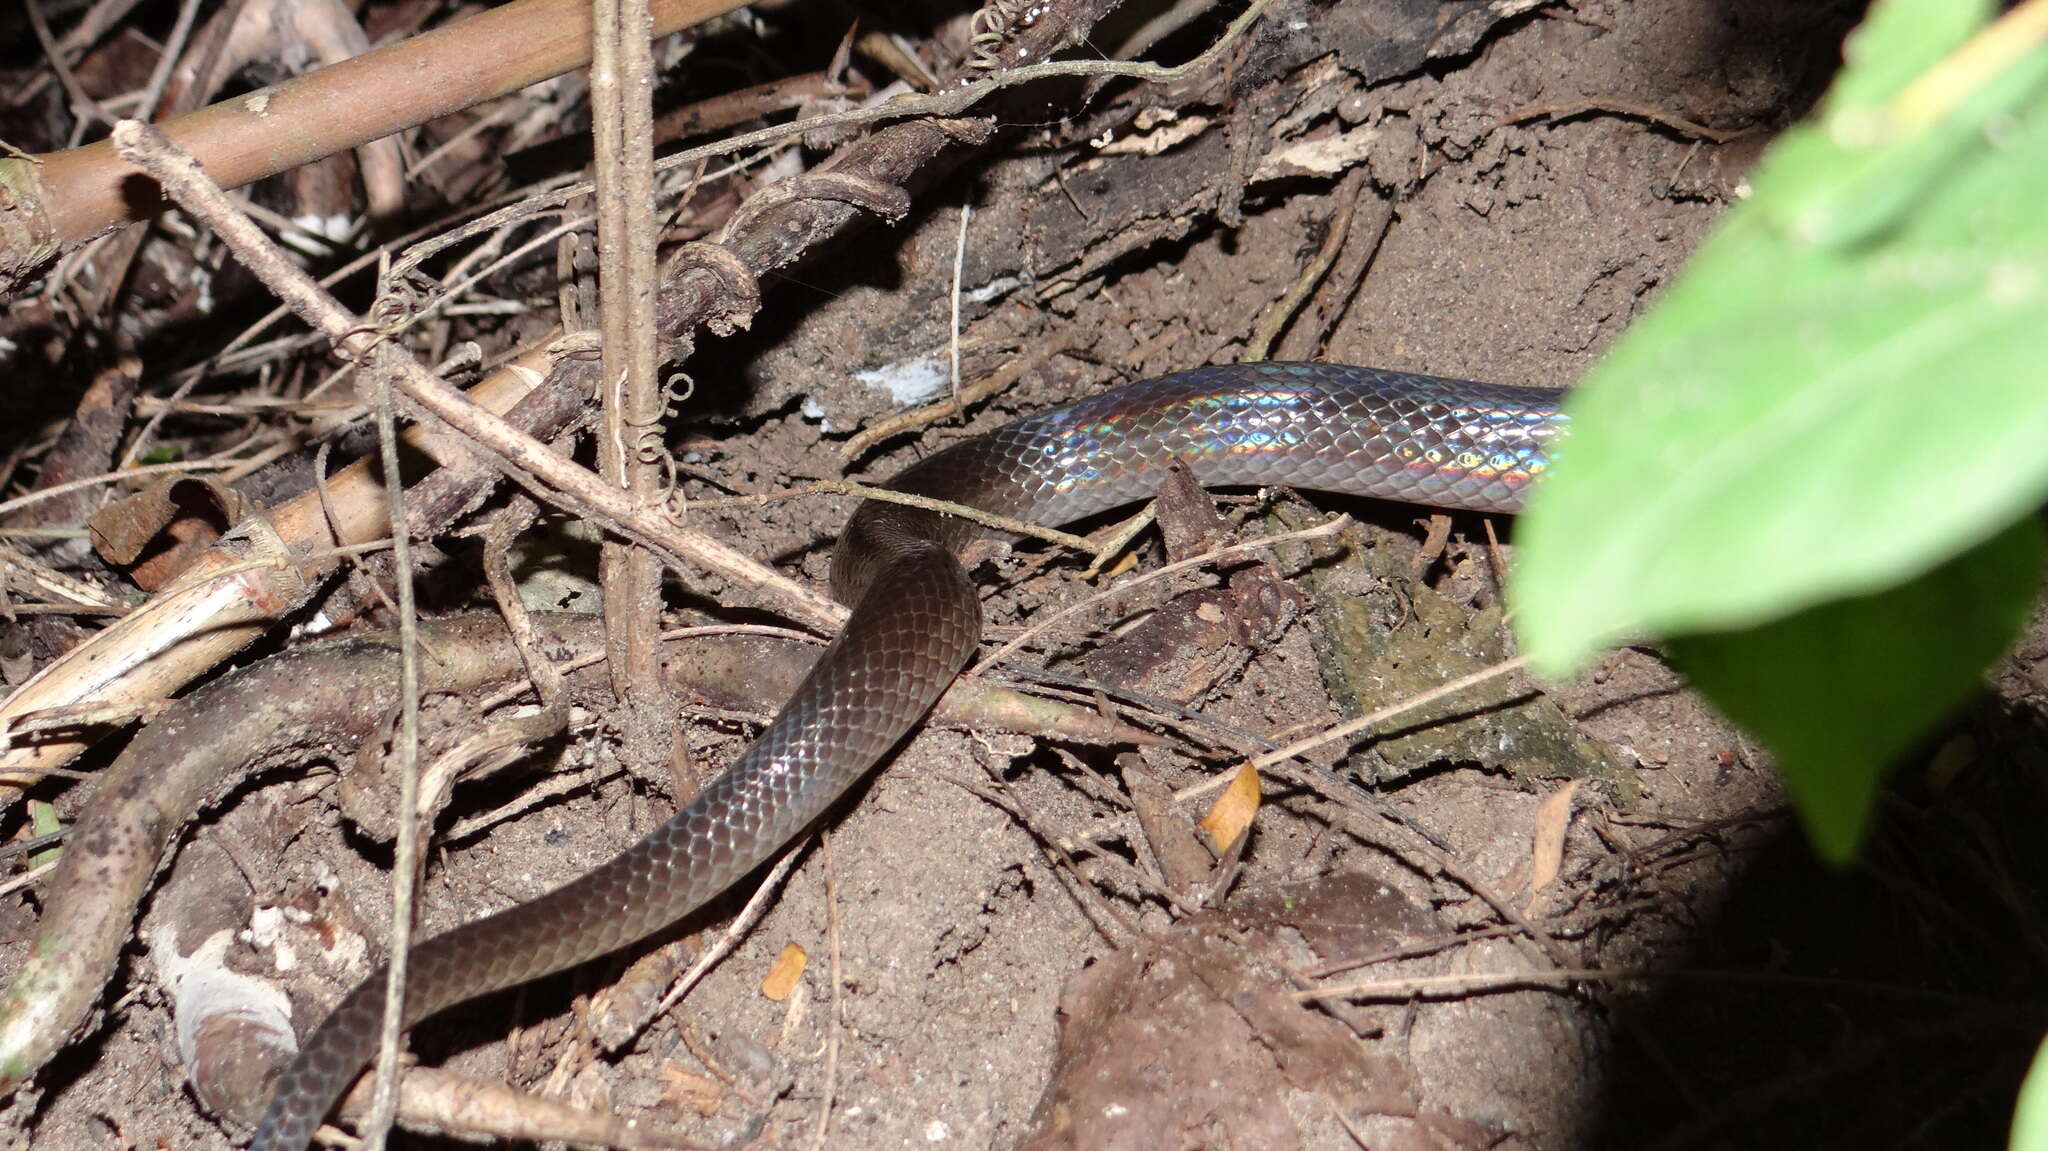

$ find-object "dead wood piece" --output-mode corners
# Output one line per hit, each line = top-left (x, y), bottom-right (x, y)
(0, 546), (119, 612)
(0, 615), (528, 1099)
(661, 627), (1158, 749)
(1, 0), (754, 291)
(9, 357), (138, 548)
(590, 0), (671, 796)
(689, 478), (1093, 555)
(1071, 462), (1301, 704)
(0, 156), (60, 298)
(1077, 584), (1272, 705)
(587, 937), (696, 1054)
(145, 841), (288, 1126)
(1151, 459), (1227, 559)
(0, 513), (314, 795)
(479, 493), (571, 712)
(1498, 98), (1749, 145)
(653, 70), (864, 144)
(1121, 752), (1216, 897)
(0, 344), (570, 795)
(1409, 512), (1454, 582)
(397, 358), (601, 546)
(329, 1065), (713, 1149)
(88, 475), (252, 589)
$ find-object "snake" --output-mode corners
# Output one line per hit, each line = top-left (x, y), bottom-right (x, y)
(250, 361), (1567, 1149)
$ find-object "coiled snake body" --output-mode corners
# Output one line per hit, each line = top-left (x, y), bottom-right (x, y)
(252, 361), (1567, 1149)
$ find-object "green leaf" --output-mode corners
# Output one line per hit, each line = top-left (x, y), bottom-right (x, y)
(1664, 516), (2041, 862)
(1823, 0), (1991, 114)
(26, 801), (61, 871)
(1767, 0), (2036, 249)
(1512, 4), (2048, 677)
(2017, 1032), (2048, 1151)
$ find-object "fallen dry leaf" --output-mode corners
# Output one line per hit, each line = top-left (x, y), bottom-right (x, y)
(1524, 779), (1582, 916)
(760, 941), (808, 1002)
(1200, 764), (1261, 854)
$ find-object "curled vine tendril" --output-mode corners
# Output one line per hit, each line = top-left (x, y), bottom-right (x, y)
(965, 0), (1047, 75)
(640, 371), (697, 523)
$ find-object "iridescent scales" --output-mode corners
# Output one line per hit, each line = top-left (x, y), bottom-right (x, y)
(951, 362), (1566, 523)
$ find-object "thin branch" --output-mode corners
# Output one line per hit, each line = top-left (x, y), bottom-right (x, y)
(133, 0), (204, 123)
(976, 515), (1350, 670)
(593, 0), (670, 774)
(1498, 99), (1746, 144)
(1254, 657), (1528, 774)
(1298, 966), (1618, 1003)
(838, 342), (1049, 460)
(690, 477), (1095, 554)
(108, 118), (846, 633)
(1247, 165), (1366, 360)
(0, 459), (241, 518)
(0, 860), (57, 901)
(338, 0), (1277, 287)
(949, 204), (970, 398)
(24, 0), (115, 139)
(362, 304), (424, 1151)
(29, 0), (754, 243)
(651, 843), (808, 1018)
(806, 833), (845, 1151)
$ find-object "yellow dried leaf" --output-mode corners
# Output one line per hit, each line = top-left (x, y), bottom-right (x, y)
(761, 942), (808, 1002)
(1199, 764), (1260, 854)
(1093, 550), (1140, 578)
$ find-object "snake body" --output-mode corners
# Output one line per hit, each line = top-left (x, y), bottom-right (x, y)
(251, 362), (1567, 1149)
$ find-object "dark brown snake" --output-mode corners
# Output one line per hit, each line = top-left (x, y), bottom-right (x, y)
(252, 362), (1567, 1149)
